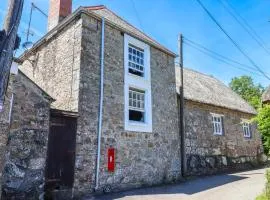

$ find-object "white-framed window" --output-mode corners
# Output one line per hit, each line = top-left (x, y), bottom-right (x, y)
(129, 88), (145, 122)
(211, 113), (224, 135)
(128, 44), (144, 77)
(242, 121), (251, 138)
(124, 34), (152, 132)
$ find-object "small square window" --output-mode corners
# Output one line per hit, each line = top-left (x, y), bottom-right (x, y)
(128, 44), (144, 77)
(128, 88), (145, 122)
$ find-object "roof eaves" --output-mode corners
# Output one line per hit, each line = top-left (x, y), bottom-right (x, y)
(83, 7), (177, 57)
(18, 70), (55, 102)
(19, 7), (84, 60)
(183, 97), (257, 115)
(19, 6), (177, 60)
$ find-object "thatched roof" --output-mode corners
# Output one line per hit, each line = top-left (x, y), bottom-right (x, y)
(175, 67), (257, 115)
(262, 86), (270, 103)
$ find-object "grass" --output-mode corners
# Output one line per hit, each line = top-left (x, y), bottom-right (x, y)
(256, 194), (268, 200)
(256, 169), (270, 200)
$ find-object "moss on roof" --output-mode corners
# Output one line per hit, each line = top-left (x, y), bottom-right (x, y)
(175, 66), (257, 115)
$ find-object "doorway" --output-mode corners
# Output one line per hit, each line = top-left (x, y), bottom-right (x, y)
(45, 110), (77, 191)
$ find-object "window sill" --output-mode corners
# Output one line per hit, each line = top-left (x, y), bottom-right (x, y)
(213, 133), (223, 136)
(128, 72), (149, 82)
(125, 121), (152, 133)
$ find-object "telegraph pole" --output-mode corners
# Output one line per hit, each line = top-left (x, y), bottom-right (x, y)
(0, 0), (24, 111)
(178, 34), (185, 176)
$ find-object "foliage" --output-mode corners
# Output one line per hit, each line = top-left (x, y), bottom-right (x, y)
(254, 105), (270, 155)
(229, 76), (264, 109)
(256, 194), (268, 200)
(266, 169), (270, 199)
(256, 169), (270, 200)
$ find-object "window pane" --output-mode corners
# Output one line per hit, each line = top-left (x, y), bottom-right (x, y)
(129, 88), (145, 112)
(128, 44), (145, 77)
(129, 110), (144, 122)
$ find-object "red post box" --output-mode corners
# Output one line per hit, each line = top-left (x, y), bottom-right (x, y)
(108, 148), (115, 172)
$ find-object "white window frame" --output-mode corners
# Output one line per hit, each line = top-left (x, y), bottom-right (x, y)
(211, 113), (223, 135)
(124, 34), (152, 132)
(242, 120), (251, 138)
(128, 88), (145, 122)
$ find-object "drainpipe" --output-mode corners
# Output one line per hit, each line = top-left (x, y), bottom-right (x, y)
(8, 93), (14, 124)
(95, 17), (105, 191)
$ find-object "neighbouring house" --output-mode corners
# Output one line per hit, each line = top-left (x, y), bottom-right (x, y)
(176, 67), (263, 176)
(262, 86), (270, 105)
(0, 62), (53, 199)
(15, 0), (181, 198)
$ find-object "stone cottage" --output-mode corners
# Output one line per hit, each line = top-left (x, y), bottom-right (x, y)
(0, 62), (53, 199)
(1, 0), (264, 198)
(17, 0), (181, 197)
(176, 67), (263, 176)
(262, 86), (270, 105)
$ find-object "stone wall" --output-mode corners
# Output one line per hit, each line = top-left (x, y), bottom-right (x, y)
(73, 14), (181, 196)
(1, 72), (51, 199)
(184, 100), (263, 176)
(0, 74), (14, 197)
(19, 17), (82, 112)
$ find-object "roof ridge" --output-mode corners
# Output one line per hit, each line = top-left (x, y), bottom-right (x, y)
(84, 5), (106, 10)
(183, 67), (217, 80)
(84, 5), (175, 56)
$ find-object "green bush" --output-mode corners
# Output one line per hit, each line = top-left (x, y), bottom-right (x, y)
(266, 169), (270, 199)
(254, 105), (270, 155)
(256, 169), (270, 200)
(256, 194), (268, 200)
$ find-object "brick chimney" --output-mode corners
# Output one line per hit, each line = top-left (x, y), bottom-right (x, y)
(47, 0), (72, 31)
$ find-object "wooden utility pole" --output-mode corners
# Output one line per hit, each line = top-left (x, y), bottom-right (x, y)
(178, 34), (185, 176)
(0, 0), (24, 111)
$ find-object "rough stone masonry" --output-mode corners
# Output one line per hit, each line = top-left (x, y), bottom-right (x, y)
(18, 10), (181, 197)
(0, 72), (52, 199)
(184, 100), (263, 176)
(73, 13), (181, 195)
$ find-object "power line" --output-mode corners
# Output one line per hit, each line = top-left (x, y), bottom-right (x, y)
(184, 37), (262, 72)
(130, 0), (144, 31)
(195, 0), (270, 81)
(224, 0), (269, 52)
(218, 0), (270, 55)
(184, 41), (264, 77)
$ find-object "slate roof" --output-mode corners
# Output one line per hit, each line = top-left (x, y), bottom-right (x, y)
(19, 5), (176, 59)
(18, 70), (55, 102)
(262, 86), (270, 103)
(175, 67), (257, 115)
(83, 5), (176, 56)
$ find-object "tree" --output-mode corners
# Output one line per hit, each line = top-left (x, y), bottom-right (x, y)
(254, 105), (270, 154)
(229, 76), (264, 109)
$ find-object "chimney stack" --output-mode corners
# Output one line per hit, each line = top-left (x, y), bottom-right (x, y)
(47, 0), (72, 31)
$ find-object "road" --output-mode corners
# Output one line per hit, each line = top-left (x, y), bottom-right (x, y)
(87, 168), (267, 200)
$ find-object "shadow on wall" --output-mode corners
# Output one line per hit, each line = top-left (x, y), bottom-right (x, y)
(84, 174), (248, 200)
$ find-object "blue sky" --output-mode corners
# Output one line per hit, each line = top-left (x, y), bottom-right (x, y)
(1, 0), (270, 87)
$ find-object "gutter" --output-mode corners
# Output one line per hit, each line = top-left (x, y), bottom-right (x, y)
(95, 17), (105, 191)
